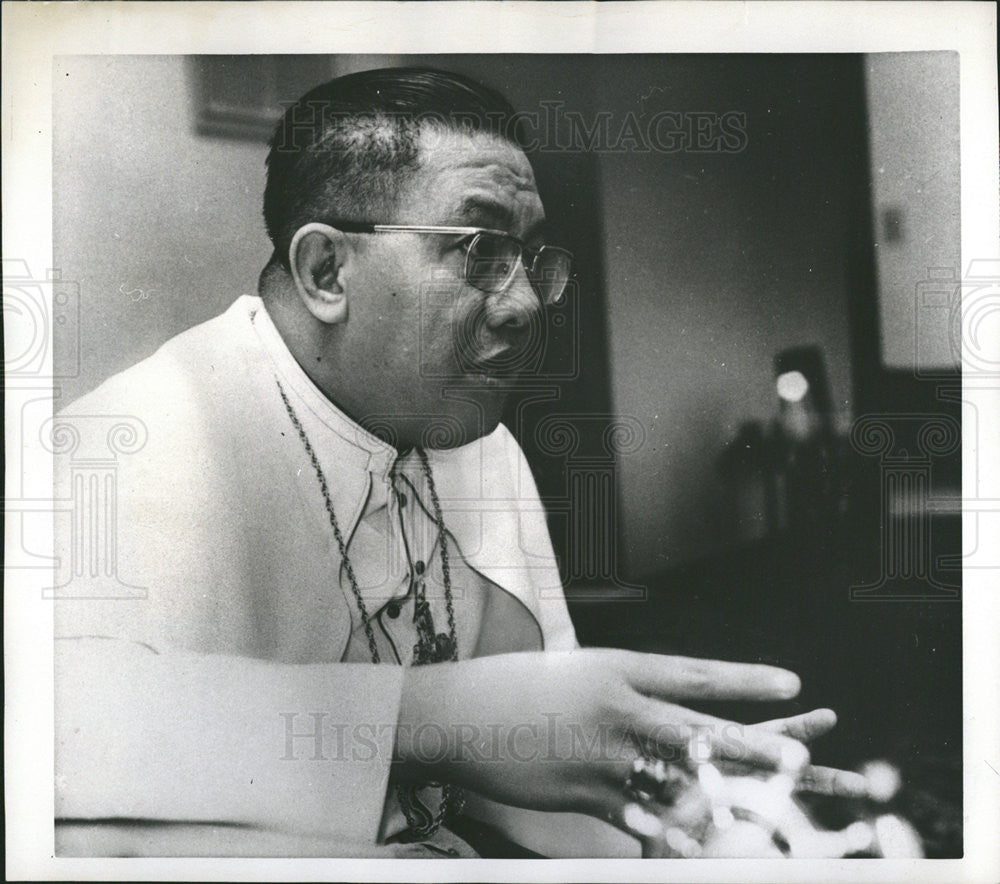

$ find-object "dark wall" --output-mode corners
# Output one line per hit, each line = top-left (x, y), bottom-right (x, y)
(594, 55), (866, 579)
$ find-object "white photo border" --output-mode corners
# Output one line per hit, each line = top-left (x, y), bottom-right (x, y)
(3, 2), (998, 881)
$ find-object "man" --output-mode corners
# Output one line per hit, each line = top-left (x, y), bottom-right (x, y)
(53, 67), (858, 858)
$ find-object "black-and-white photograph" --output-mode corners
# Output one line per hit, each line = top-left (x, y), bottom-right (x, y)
(4, 2), (998, 881)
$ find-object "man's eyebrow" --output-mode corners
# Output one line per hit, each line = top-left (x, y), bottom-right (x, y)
(456, 197), (548, 241)
(456, 197), (514, 229)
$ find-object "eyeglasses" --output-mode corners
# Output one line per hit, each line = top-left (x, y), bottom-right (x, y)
(329, 223), (573, 306)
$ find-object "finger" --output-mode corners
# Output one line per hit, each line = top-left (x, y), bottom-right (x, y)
(706, 721), (810, 775)
(596, 772), (670, 858)
(797, 764), (870, 798)
(613, 800), (669, 858)
(624, 653), (801, 703)
(631, 697), (811, 775)
(755, 708), (838, 743)
(609, 792), (708, 858)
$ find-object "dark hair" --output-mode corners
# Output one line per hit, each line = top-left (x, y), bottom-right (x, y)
(263, 67), (524, 268)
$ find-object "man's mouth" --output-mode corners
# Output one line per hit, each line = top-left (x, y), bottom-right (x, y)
(466, 349), (525, 383)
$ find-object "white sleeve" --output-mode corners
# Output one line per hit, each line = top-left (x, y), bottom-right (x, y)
(56, 637), (405, 843)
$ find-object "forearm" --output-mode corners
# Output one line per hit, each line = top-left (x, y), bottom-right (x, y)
(392, 651), (613, 812)
(393, 659), (470, 781)
(394, 655), (541, 780)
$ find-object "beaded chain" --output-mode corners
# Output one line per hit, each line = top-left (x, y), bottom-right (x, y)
(276, 380), (463, 840)
(415, 447), (459, 662)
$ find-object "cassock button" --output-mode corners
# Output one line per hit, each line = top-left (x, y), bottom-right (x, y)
(386, 602), (401, 619)
(414, 560), (425, 575)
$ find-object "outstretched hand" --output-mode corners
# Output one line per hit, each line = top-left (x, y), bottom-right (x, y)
(395, 648), (851, 845)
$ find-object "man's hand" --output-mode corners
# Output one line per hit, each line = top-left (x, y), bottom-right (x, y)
(395, 649), (837, 841)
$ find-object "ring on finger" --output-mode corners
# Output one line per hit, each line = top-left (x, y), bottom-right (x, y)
(625, 756), (691, 807)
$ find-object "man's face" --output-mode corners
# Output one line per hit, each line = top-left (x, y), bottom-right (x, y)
(342, 128), (548, 448)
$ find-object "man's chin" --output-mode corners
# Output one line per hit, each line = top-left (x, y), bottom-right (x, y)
(440, 385), (510, 448)
(366, 391), (508, 451)
(410, 410), (504, 451)
(452, 390), (507, 446)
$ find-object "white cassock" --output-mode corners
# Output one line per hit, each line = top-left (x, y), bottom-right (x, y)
(53, 295), (637, 857)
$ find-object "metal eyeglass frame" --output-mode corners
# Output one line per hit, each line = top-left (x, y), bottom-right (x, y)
(327, 222), (573, 305)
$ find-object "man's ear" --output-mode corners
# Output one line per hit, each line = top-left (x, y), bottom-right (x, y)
(288, 223), (353, 325)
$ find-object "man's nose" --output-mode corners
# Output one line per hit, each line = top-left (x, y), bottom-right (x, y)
(485, 265), (543, 332)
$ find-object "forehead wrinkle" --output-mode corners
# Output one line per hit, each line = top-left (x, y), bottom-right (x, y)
(457, 163), (538, 206)
(419, 132), (537, 186)
(403, 131), (543, 231)
(438, 161), (537, 205)
(460, 158), (535, 184)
